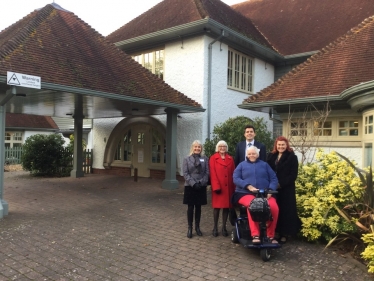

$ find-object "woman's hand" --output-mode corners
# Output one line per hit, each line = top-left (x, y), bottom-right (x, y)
(247, 185), (258, 193)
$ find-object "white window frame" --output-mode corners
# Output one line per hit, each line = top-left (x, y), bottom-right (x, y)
(132, 49), (164, 80)
(227, 49), (253, 93)
(5, 131), (23, 148)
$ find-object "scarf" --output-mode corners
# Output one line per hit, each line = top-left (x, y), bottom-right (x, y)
(193, 153), (202, 174)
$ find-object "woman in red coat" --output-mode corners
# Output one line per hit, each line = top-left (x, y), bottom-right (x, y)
(209, 140), (236, 237)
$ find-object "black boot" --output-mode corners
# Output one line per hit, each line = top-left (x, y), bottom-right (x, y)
(212, 208), (219, 237)
(221, 208), (229, 237)
(195, 205), (202, 236)
(187, 205), (193, 238)
(187, 227), (192, 238)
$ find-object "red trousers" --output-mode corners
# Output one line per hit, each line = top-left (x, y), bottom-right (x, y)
(238, 195), (279, 238)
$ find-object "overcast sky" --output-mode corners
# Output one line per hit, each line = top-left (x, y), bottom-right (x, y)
(0, 0), (244, 36)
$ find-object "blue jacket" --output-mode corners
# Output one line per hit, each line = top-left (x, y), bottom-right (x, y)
(233, 158), (278, 196)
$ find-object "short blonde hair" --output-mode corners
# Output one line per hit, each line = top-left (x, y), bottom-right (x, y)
(215, 140), (228, 152)
(246, 145), (260, 156)
(189, 140), (204, 155)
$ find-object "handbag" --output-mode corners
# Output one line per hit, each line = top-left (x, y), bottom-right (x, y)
(248, 197), (272, 222)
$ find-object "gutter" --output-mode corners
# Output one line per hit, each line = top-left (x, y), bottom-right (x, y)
(207, 30), (225, 140)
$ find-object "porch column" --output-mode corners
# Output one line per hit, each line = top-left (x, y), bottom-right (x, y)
(162, 108), (179, 190)
(70, 95), (84, 178)
(0, 87), (15, 218)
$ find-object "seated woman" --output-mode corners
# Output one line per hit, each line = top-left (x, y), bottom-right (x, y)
(232, 145), (279, 244)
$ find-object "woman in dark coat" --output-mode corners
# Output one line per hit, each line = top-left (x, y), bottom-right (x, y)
(267, 136), (301, 243)
(209, 140), (235, 237)
(183, 140), (210, 238)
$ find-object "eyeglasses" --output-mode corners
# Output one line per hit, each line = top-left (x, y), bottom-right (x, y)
(218, 146), (227, 148)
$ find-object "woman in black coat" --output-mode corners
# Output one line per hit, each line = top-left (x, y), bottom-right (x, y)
(267, 136), (301, 243)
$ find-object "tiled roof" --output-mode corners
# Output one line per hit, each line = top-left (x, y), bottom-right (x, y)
(6, 113), (58, 129)
(106, 0), (272, 49)
(244, 16), (374, 104)
(0, 3), (200, 108)
(232, 0), (374, 55)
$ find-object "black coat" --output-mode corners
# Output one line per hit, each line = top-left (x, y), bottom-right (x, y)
(267, 150), (301, 236)
(234, 140), (266, 167)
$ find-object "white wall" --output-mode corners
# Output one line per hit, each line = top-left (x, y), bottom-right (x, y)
(92, 35), (276, 174)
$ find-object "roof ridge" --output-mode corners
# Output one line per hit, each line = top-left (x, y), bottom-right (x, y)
(194, 0), (209, 19)
(246, 14), (374, 103)
(0, 5), (56, 60)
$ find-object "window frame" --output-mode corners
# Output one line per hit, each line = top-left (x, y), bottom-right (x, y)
(4, 131), (23, 148)
(132, 49), (164, 80)
(227, 49), (253, 93)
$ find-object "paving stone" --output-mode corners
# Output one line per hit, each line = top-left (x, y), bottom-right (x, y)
(0, 171), (372, 281)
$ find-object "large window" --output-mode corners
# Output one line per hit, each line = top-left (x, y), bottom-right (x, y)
(152, 130), (166, 164)
(365, 115), (373, 135)
(339, 120), (359, 136)
(5, 132), (23, 148)
(133, 50), (164, 79)
(290, 122), (307, 136)
(313, 121), (332, 136)
(114, 130), (132, 162)
(227, 49), (253, 93)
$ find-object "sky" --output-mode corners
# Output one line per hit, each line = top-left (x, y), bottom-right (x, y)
(0, 0), (244, 36)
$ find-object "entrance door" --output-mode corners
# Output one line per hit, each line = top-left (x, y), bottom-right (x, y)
(132, 124), (150, 177)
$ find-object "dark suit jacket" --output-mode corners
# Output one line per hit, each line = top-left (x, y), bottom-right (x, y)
(234, 140), (266, 166)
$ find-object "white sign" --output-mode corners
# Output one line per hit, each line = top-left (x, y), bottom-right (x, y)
(7, 71), (41, 89)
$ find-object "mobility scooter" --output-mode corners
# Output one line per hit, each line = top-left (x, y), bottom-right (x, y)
(230, 189), (281, 261)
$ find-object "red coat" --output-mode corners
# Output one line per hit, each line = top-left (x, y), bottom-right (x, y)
(209, 152), (236, 208)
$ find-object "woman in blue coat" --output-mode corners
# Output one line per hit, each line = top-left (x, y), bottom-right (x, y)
(232, 146), (279, 244)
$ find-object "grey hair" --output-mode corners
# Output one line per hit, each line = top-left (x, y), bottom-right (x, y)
(189, 140), (204, 155)
(246, 145), (260, 156)
(215, 140), (228, 152)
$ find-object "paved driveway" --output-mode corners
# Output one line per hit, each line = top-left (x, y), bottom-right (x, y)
(0, 171), (371, 281)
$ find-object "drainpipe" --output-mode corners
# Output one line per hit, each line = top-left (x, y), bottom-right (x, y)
(207, 30), (225, 140)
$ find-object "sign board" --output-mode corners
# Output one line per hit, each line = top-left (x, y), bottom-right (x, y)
(7, 71), (41, 89)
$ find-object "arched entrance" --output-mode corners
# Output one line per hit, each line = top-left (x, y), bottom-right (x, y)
(103, 117), (166, 177)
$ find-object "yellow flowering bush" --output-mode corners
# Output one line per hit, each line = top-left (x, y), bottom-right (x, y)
(362, 231), (374, 273)
(296, 149), (363, 241)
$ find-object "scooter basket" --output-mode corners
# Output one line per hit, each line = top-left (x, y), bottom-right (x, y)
(249, 197), (271, 222)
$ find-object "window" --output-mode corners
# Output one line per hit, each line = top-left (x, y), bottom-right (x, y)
(313, 121), (332, 136)
(365, 115), (373, 134)
(4, 132), (23, 148)
(151, 130), (165, 164)
(290, 122), (307, 136)
(339, 120), (359, 136)
(227, 49), (253, 93)
(114, 130), (132, 162)
(133, 50), (164, 79)
(364, 143), (373, 167)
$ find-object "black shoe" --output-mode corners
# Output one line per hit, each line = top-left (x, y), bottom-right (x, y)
(187, 227), (192, 238)
(195, 226), (202, 236)
(222, 228), (228, 237)
(212, 228), (218, 237)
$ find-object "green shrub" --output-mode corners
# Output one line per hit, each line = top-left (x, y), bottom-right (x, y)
(21, 134), (72, 177)
(296, 149), (363, 241)
(203, 116), (274, 157)
(362, 230), (374, 273)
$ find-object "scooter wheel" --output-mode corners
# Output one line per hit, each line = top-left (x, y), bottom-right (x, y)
(231, 228), (239, 244)
(260, 248), (271, 261)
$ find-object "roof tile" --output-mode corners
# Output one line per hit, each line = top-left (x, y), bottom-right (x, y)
(106, 0), (273, 49)
(244, 15), (374, 104)
(0, 4), (200, 108)
(232, 0), (374, 55)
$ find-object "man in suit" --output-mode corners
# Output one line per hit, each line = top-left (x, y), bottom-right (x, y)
(234, 125), (266, 166)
